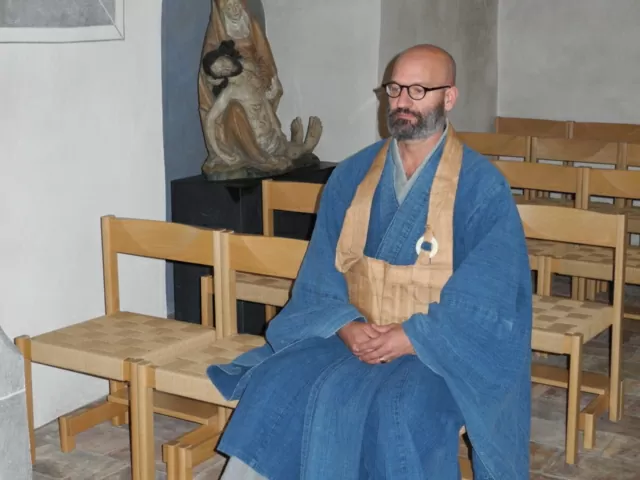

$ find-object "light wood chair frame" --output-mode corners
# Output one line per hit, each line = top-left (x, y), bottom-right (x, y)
(493, 158), (584, 207)
(520, 205), (627, 464)
(150, 230), (475, 479)
(198, 180), (324, 325)
(495, 116), (572, 139)
(14, 216), (222, 469)
(457, 132), (533, 200)
(260, 179), (324, 320)
(131, 231), (308, 479)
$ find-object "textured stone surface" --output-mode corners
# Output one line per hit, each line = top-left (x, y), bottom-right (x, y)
(0, 326), (31, 479)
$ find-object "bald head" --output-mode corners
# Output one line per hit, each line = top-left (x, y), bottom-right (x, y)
(383, 44), (459, 142)
(393, 44), (456, 86)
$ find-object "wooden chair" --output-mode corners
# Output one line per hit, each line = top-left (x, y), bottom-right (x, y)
(492, 159), (584, 207)
(571, 121), (640, 143)
(457, 132), (531, 161)
(138, 231), (474, 479)
(519, 205), (627, 464)
(495, 116), (572, 138)
(577, 166), (640, 303)
(13, 216), (222, 467)
(530, 137), (621, 203)
(531, 136), (622, 169)
(198, 180), (325, 328)
(260, 179), (324, 320)
(130, 231), (308, 479)
(581, 167), (640, 237)
(458, 132), (533, 201)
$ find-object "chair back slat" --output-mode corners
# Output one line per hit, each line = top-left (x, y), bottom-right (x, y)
(459, 132), (530, 159)
(264, 180), (324, 214)
(495, 116), (571, 138)
(493, 160), (582, 195)
(226, 233), (308, 280)
(532, 137), (620, 167)
(517, 205), (623, 248)
(583, 167), (640, 201)
(104, 217), (216, 266)
(262, 180), (324, 236)
(572, 121), (640, 143)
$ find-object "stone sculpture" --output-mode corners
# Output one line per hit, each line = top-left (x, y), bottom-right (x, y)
(198, 0), (322, 180)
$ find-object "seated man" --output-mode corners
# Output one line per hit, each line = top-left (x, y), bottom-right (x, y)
(208, 44), (532, 479)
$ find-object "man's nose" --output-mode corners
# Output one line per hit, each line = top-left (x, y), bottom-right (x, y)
(396, 88), (413, 108)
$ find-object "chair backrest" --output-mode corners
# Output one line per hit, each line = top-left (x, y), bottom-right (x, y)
(517, 205), (626, 313)
(495, 116), (571, 138)
(493, 159), (583, 203)
(518, 205), (625, 249)
(581, 167), (640, 207)
(261, 180), (324, 236)
(571, 121), (640, 143)
(218, 231), (309, 336)
(101, 216), (220, 325)
(626, 142), (640, 169)
(531, 137), (622, 168)
(458, 132), (531, 161)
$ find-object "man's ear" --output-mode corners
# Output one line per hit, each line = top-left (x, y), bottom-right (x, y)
(444, 86), (459, 112)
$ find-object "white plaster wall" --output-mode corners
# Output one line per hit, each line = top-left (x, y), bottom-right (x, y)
(379, 0), (499, 133)
(498, 0), (640, 123)
(263, 0), (381, 162)
(0, 0), (166, 428)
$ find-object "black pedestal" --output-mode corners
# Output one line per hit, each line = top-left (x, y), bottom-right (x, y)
(171, 161), (336, 334)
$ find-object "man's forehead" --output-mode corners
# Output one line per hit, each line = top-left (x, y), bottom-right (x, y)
(392, 52), (451, 83)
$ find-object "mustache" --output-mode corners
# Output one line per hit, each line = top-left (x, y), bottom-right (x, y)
(389, 108), (421, 119)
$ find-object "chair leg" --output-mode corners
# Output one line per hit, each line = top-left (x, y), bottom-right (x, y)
(130, 360), (157, 480)
(163, 440), (181, 480)
(582, 394), (608, 450)
(565, 334), (583, 465)
(14, 336), (35, 465)
(610, 322), (624, 422)
(179, 446), (194, 480)
(109, 380), (128, 426)
(265, 305), (277, 322)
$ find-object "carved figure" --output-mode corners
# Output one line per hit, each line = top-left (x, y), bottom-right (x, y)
(198, 0), (322, 180)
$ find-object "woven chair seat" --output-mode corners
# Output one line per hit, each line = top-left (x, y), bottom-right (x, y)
(154, 334), (266, 407)
(527, 239), (640, 283)
(533, 295), (613, 345)
(32, 312), (217, 380)
(236, 272), (293, 307)
(589, 203), (640, 233)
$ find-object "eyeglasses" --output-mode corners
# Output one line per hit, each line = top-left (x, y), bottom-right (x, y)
(381, 82), (450, 101)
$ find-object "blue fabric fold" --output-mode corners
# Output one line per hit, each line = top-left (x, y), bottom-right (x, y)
(207, 138), (532, 479)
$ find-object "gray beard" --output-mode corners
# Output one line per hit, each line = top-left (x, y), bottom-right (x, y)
(387, 103), (446, 141)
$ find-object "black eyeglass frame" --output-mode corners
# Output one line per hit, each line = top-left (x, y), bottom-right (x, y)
(381, 82), (451, 100)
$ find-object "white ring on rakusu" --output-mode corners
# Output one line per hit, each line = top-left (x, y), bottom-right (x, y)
(415, 235), (439, 258)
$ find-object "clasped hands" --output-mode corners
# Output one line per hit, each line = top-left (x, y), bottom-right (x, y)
(337, 321), (415, 365)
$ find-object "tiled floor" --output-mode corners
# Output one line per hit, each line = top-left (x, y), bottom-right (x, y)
(32, 283), (640, 479)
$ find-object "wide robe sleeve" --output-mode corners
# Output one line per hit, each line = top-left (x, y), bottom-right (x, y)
(402, 179), (532, 479)
(265, 165), (367, 351)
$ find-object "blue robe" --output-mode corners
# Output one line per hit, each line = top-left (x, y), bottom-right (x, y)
(208, 138), (532, 479)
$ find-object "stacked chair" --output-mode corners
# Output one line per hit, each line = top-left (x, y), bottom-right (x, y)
(14, 216), (225, 469)
(519, 205), (627, 464)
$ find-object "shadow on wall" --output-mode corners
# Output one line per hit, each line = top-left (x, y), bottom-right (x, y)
(376, 54), (399, 139)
